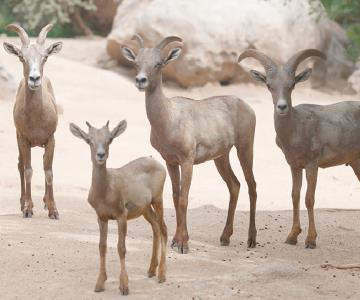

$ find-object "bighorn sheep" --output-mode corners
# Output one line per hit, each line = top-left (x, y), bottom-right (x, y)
(121, 35), (257, 253)
(69, 120), (167, 295)
(238, 49), (360, 249)
(3, 24), (62, 219)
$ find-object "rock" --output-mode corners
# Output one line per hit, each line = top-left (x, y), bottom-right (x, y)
(106, 0), (354, 88)
(0, 63), (16, 101)
(84, 0), (119, 35)
(349, 60), (360, 94)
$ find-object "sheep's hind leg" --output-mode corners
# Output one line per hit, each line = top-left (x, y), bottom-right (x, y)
(237, 145), (257, 248)
(214, 153), (240, 246)
(152, 194), (167, 283)
(304, 163), (318, 249)
(143, 207), (160, 279)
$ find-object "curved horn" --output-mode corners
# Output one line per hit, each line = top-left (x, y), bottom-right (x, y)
(6, 24), (30, 46)
(285, 49), (326, 75)
(238, 49), (278, 75)
(86, 121), (92, 129)
(156, 36), (182, 50)
(37, 24), (53, 45)
(131, 34), (144, 48)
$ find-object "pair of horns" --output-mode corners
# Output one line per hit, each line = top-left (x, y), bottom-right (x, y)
(6, 23), (54, 46)
(131, 34), (182, 50)
(238, 49), (326, 75)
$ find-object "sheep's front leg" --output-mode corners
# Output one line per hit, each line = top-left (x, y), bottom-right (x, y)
(95, 218), (108, 292)
(43, 136), (59, 219)
(16, 133), (26, 211)
(17, 136), (33, 218)
(117, 217), (129, 295)
(172, 160), (193, 254)
(286, 167), (303, 245)
(305, 163), (318, 249)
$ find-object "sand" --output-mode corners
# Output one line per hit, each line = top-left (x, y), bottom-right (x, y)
(0, 37), (359, 299)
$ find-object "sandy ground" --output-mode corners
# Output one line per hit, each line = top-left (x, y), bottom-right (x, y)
(0, 37), (359, 299)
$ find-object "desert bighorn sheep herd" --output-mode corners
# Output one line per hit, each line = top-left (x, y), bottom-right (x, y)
(2, 23), (360, 295)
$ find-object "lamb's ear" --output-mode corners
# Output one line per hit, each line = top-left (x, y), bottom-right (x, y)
(46, 42), (62, 56)
(110, 120), (127, 142)
(295, 68), (312, 83)
(249, 70), (267, 83)
(69, 123), (90, 144)
(121, 46), (136, 62)
(164, 47), (182, 65)
(3, 42), (23, 58)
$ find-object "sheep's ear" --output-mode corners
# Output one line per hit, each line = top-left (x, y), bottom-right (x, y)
(3, 42), (23, 58)
(295, 68), (312, 83)
(46, 42), (62, 56)
(110, 120), (127, 142)
(164, 47), (182, 65)
(69, 123), (90, 144)
(121, 46), (136, 62)
(249, 70), (267, 83)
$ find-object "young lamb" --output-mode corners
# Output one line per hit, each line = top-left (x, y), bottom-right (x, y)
(69, 120), (167, 295)
(238, 48), (360, 249)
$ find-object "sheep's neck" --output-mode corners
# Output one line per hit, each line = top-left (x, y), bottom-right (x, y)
(91, 162), (108, 199)
(145, 73), (171, 130)
(25, 85), (43, 112)
(274, 108), (295, 144)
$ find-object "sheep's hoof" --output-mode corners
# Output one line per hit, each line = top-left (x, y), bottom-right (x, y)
(171, 239), (189, 254)
(285, 237), (298, 245)
(120, 287), (129, 295)
(94, 287), (105, 293)
(158, 275), (166, 283)
(147, 270), (156, 278)
(23, 210), (33, 218)
(220, 236), (230, 246)
(49, 210), (59, 220)
(305, 240), (317, 249)
(247, 238), (257, 248)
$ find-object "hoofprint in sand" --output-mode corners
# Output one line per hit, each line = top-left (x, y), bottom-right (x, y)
(0, 38), (359, 299)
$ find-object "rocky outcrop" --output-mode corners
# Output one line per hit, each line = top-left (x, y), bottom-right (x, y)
(107, 0), (354, 88)
(349, 60), (360, 94)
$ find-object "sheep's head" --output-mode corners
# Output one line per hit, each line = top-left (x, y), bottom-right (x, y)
(3, 24), (62, 91)
(238, 49), (326, 116)
(121, 34), (182, 91)
(69, 120), (127, 165)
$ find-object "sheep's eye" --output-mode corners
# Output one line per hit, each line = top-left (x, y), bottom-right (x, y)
(155, 62), (162, 68)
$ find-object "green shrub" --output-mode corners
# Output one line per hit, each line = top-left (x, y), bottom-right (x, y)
(0, 0), (96, 37)
(321, 0), (360, 61)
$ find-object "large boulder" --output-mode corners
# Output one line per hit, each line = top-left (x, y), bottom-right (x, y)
(107, 0), (353, 88)
(349, 59), (360, 94)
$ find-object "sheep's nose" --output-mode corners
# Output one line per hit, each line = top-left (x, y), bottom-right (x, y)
(277, 104), (288, 111)
(135, 76), (147, 85)
(97, 152), (105, 159)
(29, 75), (40, 82)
